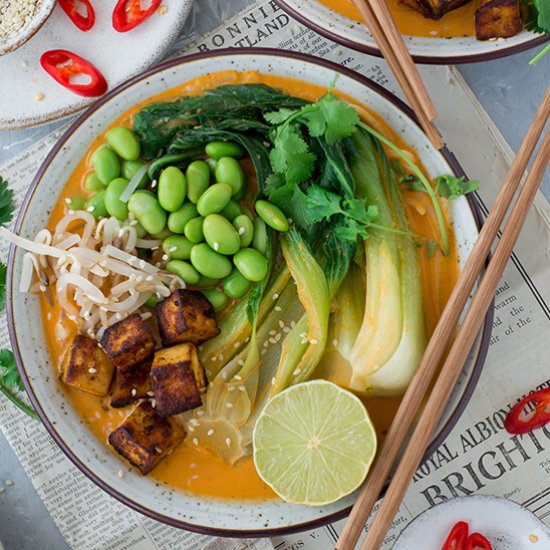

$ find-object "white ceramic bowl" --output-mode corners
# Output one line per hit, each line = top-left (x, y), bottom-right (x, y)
(7, 49), (492, 536)
(0, 0), (56, 56)
(274, 0), (549, 63)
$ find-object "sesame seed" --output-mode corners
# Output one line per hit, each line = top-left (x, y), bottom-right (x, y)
(87, 206), (95, 212)
(269, 337), (277, 344)
(291, 321), (296, 328)
(212, 356), (218, 363)
(272, 293), (279, 300)
(189, 463), (196, 468)
(169, 246), (177, 252)
(162, 254), (169, 261)
(278, 320), (285, 328)
(129, 220), (138, 226)
(274, 306), (282, 312)
(213, 242), (220, 251)
(300, 338), (309, 344)
(39, 285), (47, 292)
(271, 377), (276, 385)
(293, 369), (301, 376)
(158, 4), (168, 14)
(131, 388), (137, 396)
(300, 332), (307, 338)
(191, 474), (199, 480)
(64, 197), (71, 204)
(310, 339), (318, 345)
(193, 438), (199, 445)
(239, 385), (246, 392)
(261, 349), (267, 356)
(238, 359), (244, 366)
(117, 470), (124, 478)
(207, 429), (214, 436)
(283, 327), (291, 333)
(333, 339), (339, 347)
(188, 426), (194, 432)
(233, 342), (240, 349)
(189, 419), (199, 426)
(225, 438), (232, 447)
(197, 410), (204, 416)
(151, 180), (157, 188)
(227, 386), (235, 392)
(155, 446), (162, 454)
(238, 227), (245, 235)
(21, 60), (28, 68)
(35, 93), (45, 102)
(226, 403), (234, 408)
(47, 312), (52, 321)
(147, 391), (154, 397)
(269, 330), (277, 336)
(88, 368), (97, 374)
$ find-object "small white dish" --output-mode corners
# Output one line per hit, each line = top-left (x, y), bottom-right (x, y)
(0, 0), (193, 130)
(394, 495), (550, 549)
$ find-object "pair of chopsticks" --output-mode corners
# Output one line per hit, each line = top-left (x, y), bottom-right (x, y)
(336, 84), (550, 549)
(351, 0), (443, 149)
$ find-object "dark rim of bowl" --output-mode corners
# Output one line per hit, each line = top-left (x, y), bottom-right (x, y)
(273, 0), (550, 65)
(6, 47), (493, 538)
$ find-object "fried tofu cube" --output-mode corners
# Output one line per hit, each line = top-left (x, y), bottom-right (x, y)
(150, 343), (207, 417)
(110, 360), (153, 408)
(476, 0), (522, 40)
(156, 290), (219, 347)
(108, 401), (186, 474)
(61, 335), (114, 396)
(100, 314), (156, 372)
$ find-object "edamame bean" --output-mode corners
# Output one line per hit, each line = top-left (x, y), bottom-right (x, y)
(67, 195), (86, 210)
(215, 157), (245, 197)
(167, 260), (201, 285)
(121, 160), (149, 188)
(203, 214), (240, 255)
(202, 289), (228, 312)
(128, 190), (167, 235)
(107, 126), (141, 161)
(220, 200), (242, 222)
(252, 217), (267, 255)
(233, 215), (254, 248)
(196, 275), (221, 287)
(205, 141), (244, 160)
(84, 172), (106, 191)
(206, 158), (218, 172)
(223, 268), (252, 299)
(196, 183), (232, 216)
(186, 160), (210, 203)
(150, 228), (172, 240)
(162, 235), (194, 260)
(91, 146), (120, 184)
(190, 243), (232, 279)
(158, 166), (186, 212)
(105, 178), (129, 220)
(86, 191), (108, 219)
(168, 203), (198, 234)
(233, 248), (268, 282)
(255, 200), (289, 232)
(183, 216), (205, 243)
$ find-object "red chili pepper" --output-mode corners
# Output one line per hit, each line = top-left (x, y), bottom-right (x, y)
(442, 521), (469, 550)
(466, 532), (492, 550)
(58, 0), (95, 31)
(40, 50), (107, 97)
(505, 388), (550, 434)
(112, 0), (162, 33)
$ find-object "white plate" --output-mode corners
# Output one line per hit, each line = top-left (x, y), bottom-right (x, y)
(7, 49), (491, 536)
(0, 0), (193, 130)
(274, 0), (548, 64)
(395, 495), (550, 549)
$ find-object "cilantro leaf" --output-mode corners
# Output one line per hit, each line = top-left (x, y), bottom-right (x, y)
(303, 185), (345, 223)
(0, 349), (22, 392)
(269, 124), (316, 185)
(435, 175), (479, 201)
(400, 174), (424, 192)
(264, 108), (297, 125)
(0, 262), (6, 310)
(521, 0), (550, 33)
(0, 176), (15, 227)
(303, 94), (360, 144)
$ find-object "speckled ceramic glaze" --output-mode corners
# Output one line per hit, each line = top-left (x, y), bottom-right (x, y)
(0, 0), (193, 129)
(394, 496), (550, 548)
(7, 49), (492, 536)
(274, 0), (549, 63)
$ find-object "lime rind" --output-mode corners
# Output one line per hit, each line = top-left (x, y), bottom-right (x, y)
(253, 379), (377, 506)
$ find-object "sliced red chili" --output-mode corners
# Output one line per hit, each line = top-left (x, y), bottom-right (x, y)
(466, 532), (492, 550)
(442, 521), (469, 550)
(505, 388), (550, 434)
(112, 0), (162, 33)
(40, 50), (107, 97)
(58, 0), (95, 31)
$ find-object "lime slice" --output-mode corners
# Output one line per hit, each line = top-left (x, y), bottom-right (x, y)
(252, 379), (377, 505)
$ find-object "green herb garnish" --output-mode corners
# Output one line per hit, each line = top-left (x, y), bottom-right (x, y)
(521, 0), (550, 65)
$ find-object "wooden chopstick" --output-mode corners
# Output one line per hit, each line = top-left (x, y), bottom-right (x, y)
(361, 124), (550, 549)
(351, 0), (443, 149)
(335, 84), (550, 550)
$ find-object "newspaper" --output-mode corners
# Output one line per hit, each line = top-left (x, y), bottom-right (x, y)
(1, 1), (549, 549)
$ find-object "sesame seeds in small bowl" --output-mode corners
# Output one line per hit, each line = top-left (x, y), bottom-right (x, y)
(0, 0), (56, 56)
